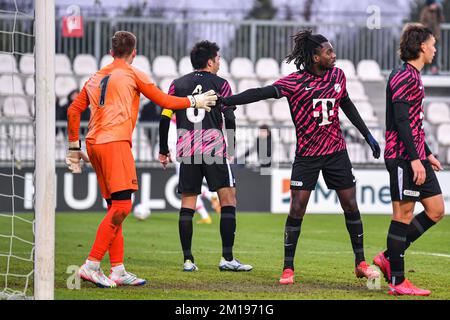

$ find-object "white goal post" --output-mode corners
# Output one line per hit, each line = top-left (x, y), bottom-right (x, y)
(34, 0), (55, 300)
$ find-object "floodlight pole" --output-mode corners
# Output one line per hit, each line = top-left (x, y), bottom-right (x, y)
(34, 0), (55, 300)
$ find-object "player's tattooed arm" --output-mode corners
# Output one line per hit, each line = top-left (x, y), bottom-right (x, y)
(340, 95), (380, 158)
(221, 85), (279, 106)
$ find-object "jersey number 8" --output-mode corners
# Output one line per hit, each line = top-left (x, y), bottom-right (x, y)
(186, 84), (206, 123)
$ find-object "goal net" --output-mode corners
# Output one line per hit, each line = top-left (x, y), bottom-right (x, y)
(0, 1), (55, 300)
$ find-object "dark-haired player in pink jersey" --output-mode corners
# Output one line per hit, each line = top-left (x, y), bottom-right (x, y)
(220, 29), (381, 285)
(373, 23), (445, 296)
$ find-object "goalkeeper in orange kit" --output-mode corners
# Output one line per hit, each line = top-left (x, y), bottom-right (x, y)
(66, 31), (217, 288)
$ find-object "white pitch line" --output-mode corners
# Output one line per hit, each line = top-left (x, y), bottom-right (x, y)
(409, 251), (450, 258)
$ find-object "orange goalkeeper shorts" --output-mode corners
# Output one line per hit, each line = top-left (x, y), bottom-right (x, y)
(86, 140), (138, 199)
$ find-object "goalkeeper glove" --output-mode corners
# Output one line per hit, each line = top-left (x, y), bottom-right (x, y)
(187, 90), (217, 112)
(364, 133), (381, 159)
(66, 140), (90, 174)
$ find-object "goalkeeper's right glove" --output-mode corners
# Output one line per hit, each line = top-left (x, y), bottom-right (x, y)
(66, 140), (90, 174)
(187, 90), (218, 112)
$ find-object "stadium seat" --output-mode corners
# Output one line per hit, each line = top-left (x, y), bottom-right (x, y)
(73, 54), (98, 76)
(280, 60), (297, 76)
(99, 54), (113, 68)
(426, 102), (450, 125)
(132, 55), (152, 76)
(255, 58), (280, 80)
(238, 79), (260, 93)
(19, 54), (35, 74)
(356, 101), (378, 123)
(437, 124), (450, 146)
(25, 77), (34, 95)
(2, 97), (30, 118)
(271, 100), (292, 122)
(0, 53), (18, 73)
(0, 75), (24, 95)
(217, 58), (230, 77)
(152, 56), (178, 78)
(0, 141), (12, 161)
(346, 81), (368, 101)
(55, 54), (72, 75)
(178, 56), (193, 75)
(55, 76), (78, 98)
(335, 59), (357, 80)
(243, 100), (272, 122)
(356, 60), (383, 81)
(230, 57), (256, 79)
(158, 77), (176, 93)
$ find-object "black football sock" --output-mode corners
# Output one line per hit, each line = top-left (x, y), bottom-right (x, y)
(220, 206), (236, 261)
(179, 208), (195, 262)
(386, 220), (408, 285)
(343, 211), (365, 266)
(404, 211), (436, 251)
(384, 211), (436, 259)
(283, 216), (303, 271)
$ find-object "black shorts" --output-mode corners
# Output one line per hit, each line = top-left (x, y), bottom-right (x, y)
(290, 149), (356, 191)
(178, 158), (235, 194)
(385, 158), (442, 202)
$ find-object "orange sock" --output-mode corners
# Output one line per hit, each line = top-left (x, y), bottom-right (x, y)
(109, 224), (124, 266)
(88, 199), (131, 262)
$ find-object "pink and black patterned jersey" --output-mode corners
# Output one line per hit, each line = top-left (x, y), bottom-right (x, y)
(168, 71), (234, 158)
(273, 67), (348, 156)
(385, 63), (426, 160)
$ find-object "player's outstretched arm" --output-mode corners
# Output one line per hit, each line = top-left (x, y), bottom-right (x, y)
(221, 85), (279, 106)
(66, 86), (90, 173)
(138, 81), (216, 111)
(340, 95), (380, 158)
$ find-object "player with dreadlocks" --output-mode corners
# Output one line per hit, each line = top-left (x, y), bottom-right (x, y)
(219, 29), (381, 285)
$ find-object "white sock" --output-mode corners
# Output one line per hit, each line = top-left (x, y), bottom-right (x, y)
(111, 264), (125, 275)
(86, 259), (100, 271)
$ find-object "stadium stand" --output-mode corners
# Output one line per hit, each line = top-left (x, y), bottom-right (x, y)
(238, 79), (260, 92)
(271, 99), (292, 122)
(244, 100), (272, 123)
(357, 60), (383, 81)
(335, 59), (357, 80)
(346, 80), (369, 101)
(132, 55), (152, 76)
(2, 97), (30, 118)
(0, 53), (18, 73)
(19, 55), (35, 75)
(230, 57), (256, 79)
(178, 56), (193, 75)
(55, 76), (77, 99)
(427, 102), (450, 125)
(99, 54), (114, 68)
(255, 58), (280, 80)
(0, 75), (24, 95)
(73, 54), (98, 76)
(280, 60), (297, 76)
(55, 54), (73, 75)
(217, 58), (230, 77)
(25, 77), (34, 95)
(152, 56), (178, 78)
(158, 77), (176, 93)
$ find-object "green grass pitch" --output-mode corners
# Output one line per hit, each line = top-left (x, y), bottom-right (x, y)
(3, 212), (450, 299)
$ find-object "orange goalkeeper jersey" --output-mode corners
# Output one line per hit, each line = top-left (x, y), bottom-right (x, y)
(68, 58), (191, 145)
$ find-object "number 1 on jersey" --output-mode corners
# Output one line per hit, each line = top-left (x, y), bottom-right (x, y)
(99, 75), (111, 107)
